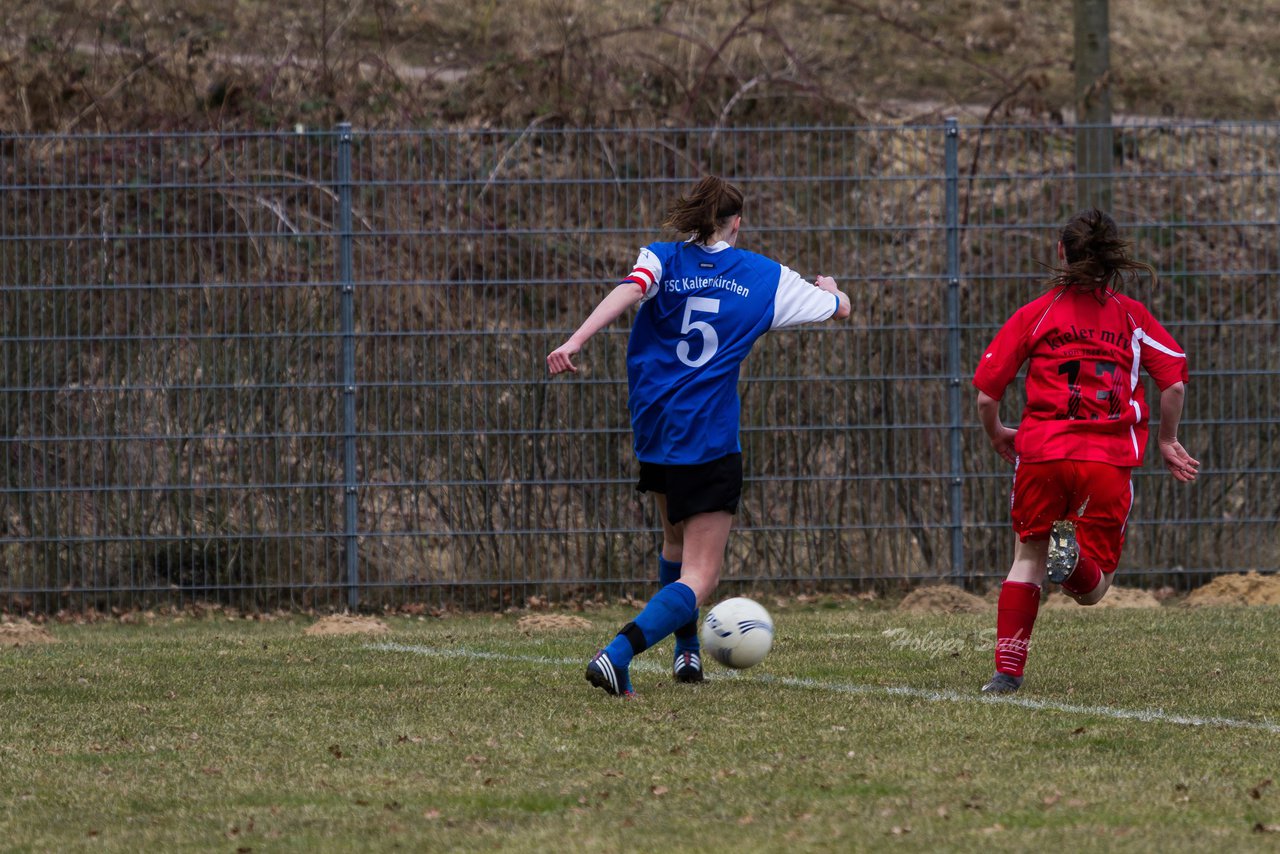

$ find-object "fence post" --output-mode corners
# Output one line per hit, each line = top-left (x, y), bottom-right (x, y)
(336, 123), (360, 610)
(944, 117), (966, 586)
(1074, 0), (1114, 211)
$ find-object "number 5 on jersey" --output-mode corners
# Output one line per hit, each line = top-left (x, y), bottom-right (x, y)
(677, 297), (720, 367)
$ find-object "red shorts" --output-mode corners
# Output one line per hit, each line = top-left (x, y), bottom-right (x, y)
(1010, 459), (1133, 574)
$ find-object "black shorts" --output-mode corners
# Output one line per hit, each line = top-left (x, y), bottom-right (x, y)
(636, 453), (743, 525)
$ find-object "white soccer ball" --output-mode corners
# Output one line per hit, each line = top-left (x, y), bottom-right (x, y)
(700, 597), (775, 669)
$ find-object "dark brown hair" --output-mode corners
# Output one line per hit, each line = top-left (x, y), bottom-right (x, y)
(1048, 208), (1157, 294)
(662, 176), (744, 244)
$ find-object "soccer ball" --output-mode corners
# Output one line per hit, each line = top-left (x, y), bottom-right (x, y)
(699, 597), (775, 669)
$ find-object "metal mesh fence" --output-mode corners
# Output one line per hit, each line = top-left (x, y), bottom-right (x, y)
(1, 122), (1277, 611)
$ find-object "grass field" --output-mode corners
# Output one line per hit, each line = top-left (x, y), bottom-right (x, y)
(3, 600), (1279, 852)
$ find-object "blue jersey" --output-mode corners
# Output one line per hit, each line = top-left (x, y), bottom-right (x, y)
(622, 240), (838, 465)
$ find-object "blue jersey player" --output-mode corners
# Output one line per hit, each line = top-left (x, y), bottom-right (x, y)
(547, 176), (851, 697)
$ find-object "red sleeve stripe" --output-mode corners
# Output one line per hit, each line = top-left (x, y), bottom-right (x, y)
(623, 267), (656, 293)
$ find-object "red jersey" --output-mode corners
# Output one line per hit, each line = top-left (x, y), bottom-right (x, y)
(974, 286), (1189, 467)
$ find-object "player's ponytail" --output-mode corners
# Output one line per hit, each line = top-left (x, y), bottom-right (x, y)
(1048, 208), (1157, 295)
(663, 176), (744, 244)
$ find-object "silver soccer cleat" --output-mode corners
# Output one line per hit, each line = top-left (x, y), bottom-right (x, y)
(1046, 520), (1080, 585)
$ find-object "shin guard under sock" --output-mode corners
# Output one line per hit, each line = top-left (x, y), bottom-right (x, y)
(603, 581), (698, 669)
(1061, 554), (1104, 597)
(659, 557), (699, 653)
(994, 580), (1041, 678)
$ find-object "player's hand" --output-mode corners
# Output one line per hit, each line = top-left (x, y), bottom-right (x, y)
(989, 426), (1017, 465)
(814, 276), (851, 320)
(1159, 438), (1200, 483)
(546, 342), (580, 375)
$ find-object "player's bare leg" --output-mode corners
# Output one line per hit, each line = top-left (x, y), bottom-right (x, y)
(654, 494), (684, 564)
(653, 495), (702, 682)
(671, 510), (733, 606)
(668, 511), (732, 682)
(1006, 536), (1048, 587)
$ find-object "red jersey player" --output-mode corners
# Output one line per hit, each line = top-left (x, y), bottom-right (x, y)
(973, 209), (1200, 694)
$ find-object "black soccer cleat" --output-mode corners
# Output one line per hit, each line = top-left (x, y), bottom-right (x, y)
(673, 650), (704, 683)
(585, 650), (634, 697)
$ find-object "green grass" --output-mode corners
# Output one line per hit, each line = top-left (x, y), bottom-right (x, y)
(3, 602), (1280, 852)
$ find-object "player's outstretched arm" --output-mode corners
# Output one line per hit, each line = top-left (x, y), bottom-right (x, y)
(814, 276), (851, 320)
(546, 281), (645, 375)
(1156, 381), (1200, 483)
(976, 390), (1017, 464)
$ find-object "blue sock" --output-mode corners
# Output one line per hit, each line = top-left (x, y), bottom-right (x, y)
(659, 556), (682, 587)
(603, 581), (698, 670)
(659, 557), (699, 654)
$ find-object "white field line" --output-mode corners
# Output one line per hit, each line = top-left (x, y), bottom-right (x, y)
(370, 641), (1280, 735)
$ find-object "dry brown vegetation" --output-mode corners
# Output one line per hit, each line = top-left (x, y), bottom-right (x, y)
(2, 0), (1280, 132)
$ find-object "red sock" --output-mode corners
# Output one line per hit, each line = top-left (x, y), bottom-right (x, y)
(995, 580), (1041, 677)
(1061, 554), (1103, 596)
